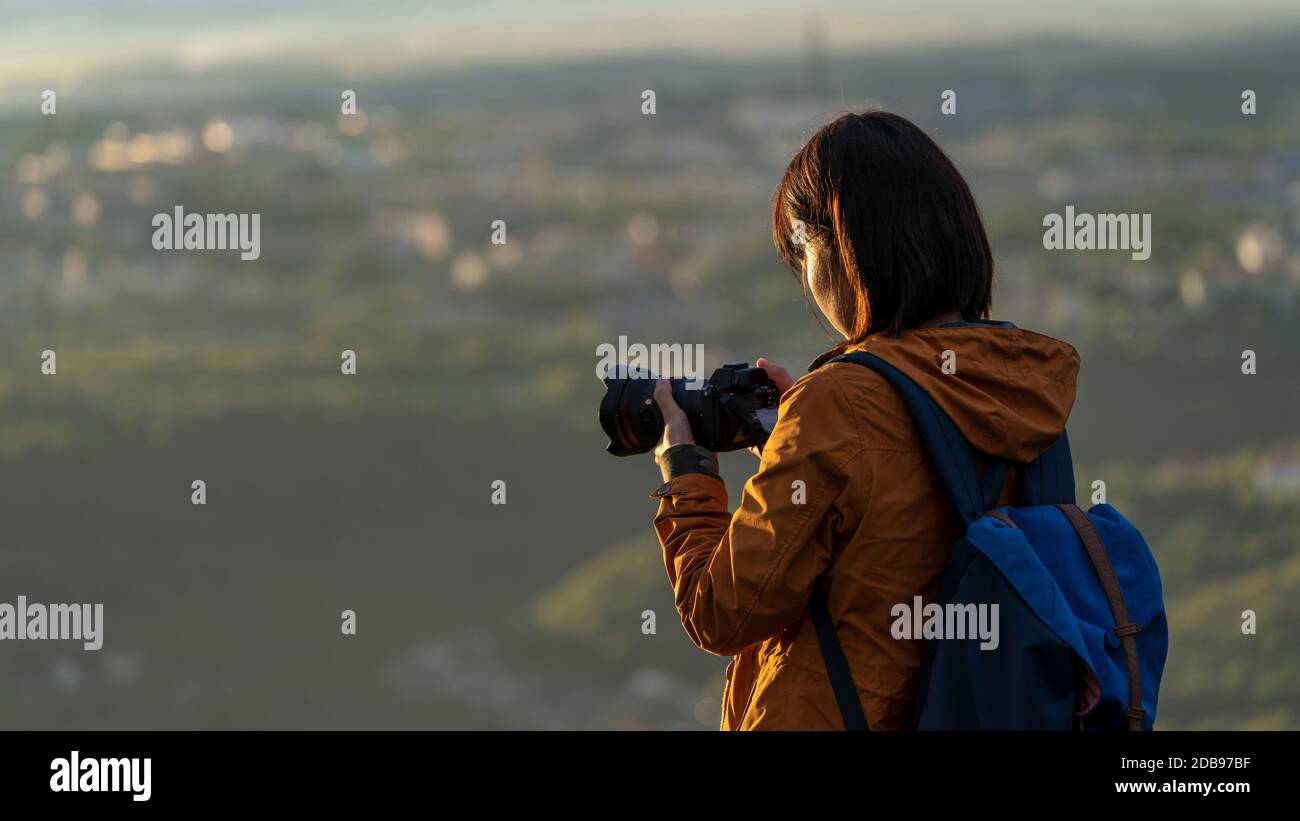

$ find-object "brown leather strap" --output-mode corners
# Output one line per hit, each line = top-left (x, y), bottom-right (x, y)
(986, 510), (1018, 529)
(1057, 504), (1145, 731)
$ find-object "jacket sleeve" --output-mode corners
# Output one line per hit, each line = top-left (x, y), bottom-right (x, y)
(651, 369), (862, 656)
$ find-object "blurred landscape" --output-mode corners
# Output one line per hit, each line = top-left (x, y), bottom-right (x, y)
(1, 5), (1299, 729)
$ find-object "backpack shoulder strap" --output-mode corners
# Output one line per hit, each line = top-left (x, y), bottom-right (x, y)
(808, 589), (869, 730)
(1020, 430), (1076, 506)
(831, 351), (1000, 524)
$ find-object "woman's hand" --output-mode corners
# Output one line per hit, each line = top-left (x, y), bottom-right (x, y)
(756, 357), (795, 393)
(748, 358), (795, 459)
(653, 379), (695, 457)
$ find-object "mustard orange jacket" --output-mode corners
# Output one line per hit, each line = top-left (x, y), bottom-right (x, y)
(651, 325), (1079, 729)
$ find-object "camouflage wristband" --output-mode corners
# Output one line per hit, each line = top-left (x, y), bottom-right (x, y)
(656, 444), (720, 481)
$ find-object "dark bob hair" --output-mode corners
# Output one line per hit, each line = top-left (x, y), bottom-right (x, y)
(772, 111), (994, 339)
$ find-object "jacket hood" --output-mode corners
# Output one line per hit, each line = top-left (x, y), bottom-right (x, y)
(819, 324), (1080, 463)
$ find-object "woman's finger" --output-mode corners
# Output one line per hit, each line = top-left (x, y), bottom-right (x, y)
(653, 378), (683, 416)
(756, 357), (795, 393)
(653, 379), (694, 448)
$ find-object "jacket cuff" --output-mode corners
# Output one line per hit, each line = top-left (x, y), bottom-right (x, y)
(655, 443), (720, 482)
(649, 469), (726, 502)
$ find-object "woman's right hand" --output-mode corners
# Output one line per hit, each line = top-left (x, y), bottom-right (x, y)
(756, 357), (795, 393)
(748, 357), (795, 459)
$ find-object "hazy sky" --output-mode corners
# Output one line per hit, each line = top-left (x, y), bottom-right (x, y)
(2, 0), (1298, 88)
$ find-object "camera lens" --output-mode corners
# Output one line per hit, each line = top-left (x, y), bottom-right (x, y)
(599, 374), (665, 456)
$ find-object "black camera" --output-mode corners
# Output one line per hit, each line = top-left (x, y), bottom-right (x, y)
(599, 363), (781, 456)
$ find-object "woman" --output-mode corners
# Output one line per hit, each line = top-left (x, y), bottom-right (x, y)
(649, 111), (1080, 730)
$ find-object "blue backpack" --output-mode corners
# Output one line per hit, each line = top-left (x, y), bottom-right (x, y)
(809, 349), (1168, 731)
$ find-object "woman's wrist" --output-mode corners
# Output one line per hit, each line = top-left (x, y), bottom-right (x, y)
(655, 443), (720, 481)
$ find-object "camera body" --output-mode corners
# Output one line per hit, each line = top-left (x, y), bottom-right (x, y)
(600, 362), (780, 456)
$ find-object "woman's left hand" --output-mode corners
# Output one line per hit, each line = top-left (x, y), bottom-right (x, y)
(653, 379), (695, 457)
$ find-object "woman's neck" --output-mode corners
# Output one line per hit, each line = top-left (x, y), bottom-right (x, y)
(915, 309), (964, 329)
